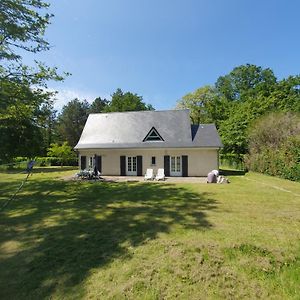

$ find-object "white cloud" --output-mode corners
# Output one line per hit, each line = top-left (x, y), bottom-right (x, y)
(47, 88), (110, 111)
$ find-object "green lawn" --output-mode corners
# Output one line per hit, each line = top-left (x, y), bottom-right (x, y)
(0, 168), (299, 299)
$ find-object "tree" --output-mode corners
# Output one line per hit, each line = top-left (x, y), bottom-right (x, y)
(89, 97), (109, 113)
(38, 102), (58, 154)
(177, 64), (299, 164)
(57, 99), (90, 147)
(0, 0), (65, 84)
(0, 0), (66, 162)
(0, 79), (54, 161)
(218, 102), (252, 156)
(176, 85), (229, 127)
(215, 65), (300, 157)
(47, 142), (76, 166)
(0, 0), (51, 62)
(265, 75), (300, 113)
(107, 88), (154, 112)
(215, 64), (277, 102)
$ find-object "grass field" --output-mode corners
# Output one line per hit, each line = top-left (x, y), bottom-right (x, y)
(0, 168), (299, 299)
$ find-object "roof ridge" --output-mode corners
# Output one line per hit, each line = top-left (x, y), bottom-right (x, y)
(88, 109), (190, 115)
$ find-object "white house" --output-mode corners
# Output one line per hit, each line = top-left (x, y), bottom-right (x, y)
(74, 109), (223, 177)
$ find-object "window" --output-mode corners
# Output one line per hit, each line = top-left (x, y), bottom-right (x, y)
(127, 156), (137, 175)
(143, 127), (164, 142)
(171, 156), (181, 173)
(151, 156), (156, 165)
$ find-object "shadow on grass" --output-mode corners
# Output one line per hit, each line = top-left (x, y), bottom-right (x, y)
(220, 168), (246, 176)
(0, 179), (217, 298)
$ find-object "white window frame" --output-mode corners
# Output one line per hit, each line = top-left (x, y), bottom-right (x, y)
(170, 156), (182, 176)
(126, 156), (137, 176)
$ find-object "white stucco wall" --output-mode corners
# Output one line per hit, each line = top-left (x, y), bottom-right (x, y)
(78, 148), (219, 177)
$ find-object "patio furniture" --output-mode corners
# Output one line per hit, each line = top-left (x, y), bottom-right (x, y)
(77, 169), (96, 180)
(155, 168), (165, 181)
(144, 168), (154, 180)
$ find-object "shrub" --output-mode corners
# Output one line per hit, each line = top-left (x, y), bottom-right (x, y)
(35, 156), (78, 167)
(47, 142), (77, 166)
(246, 112), (300, 181)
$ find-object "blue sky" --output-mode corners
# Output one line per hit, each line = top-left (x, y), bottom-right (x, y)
(24, 0), (300, 110)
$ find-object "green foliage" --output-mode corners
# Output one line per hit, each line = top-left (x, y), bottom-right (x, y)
(54, 89), (155, 149)
(35, 156), (77, 166)
(47, 142), (76, 166)
(0, 79), (56, 161)
(176, 85), (228, 126)
(38, 102), (58, 154)
(246, 112), (300, 181)
(106, 88), (154, 112)
(0, 0), (51, 62)
(0, 0), (66, 162)
(215, 64), (277, 102)
(89, 97), (109, 113)
(57, 99), (90, 147)
(266, 75), (300, 113)
(181, 64), (300, 158)
(0, 0), (66, 83)
(220, 153), (245, 170)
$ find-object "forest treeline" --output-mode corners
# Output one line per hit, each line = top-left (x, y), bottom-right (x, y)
(0, 1), (152, 163)
(0, 1), (299, 180)
(177, 64), (300, 180)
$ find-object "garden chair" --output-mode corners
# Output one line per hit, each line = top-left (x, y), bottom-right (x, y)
(155, 168), (165, 181)
(144, 168), (154, 180)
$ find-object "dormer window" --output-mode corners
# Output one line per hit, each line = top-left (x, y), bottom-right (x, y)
(143, 127), (164, 142)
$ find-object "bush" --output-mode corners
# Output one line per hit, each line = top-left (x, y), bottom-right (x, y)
(47, 142), (77, 166)
(35, 156), (78, 167)
(246, 112), (300, 181)
(0, 156), (78, 171)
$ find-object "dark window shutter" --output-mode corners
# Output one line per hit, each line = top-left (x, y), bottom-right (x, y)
(81, 156), (86, 170)
(164, 155), (170, 176)
(182, 155), (188, 177)
(96, 155), (102, 173)
(120, 156), (126, 176)
(137, 156), (143, 176)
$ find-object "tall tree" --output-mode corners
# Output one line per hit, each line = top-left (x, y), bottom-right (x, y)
(0, 0), (66, 162)
(176, 85), (229, 127)
(266, 75), (300, 113)
(38, 102), (58, 154)
(0, 0), (64, 84)
(215, 64), (277, 102)
(0, 80), (50, 160)
(179, 64), (299, 158)
(57, 99), (90, 147)
(107, 88), (154, 112)
(89, 97), (109, 113)
(0, 0), (51, 62)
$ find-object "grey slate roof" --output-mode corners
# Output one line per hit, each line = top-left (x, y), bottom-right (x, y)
(74, 109), (223, 149)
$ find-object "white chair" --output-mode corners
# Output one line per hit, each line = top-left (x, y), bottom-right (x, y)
(144, 168), (154, 180)
(155, 168), (165, 181)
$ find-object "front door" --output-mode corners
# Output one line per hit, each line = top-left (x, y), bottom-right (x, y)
(170, 156), (182, 176)
(126, 156), (137, 175)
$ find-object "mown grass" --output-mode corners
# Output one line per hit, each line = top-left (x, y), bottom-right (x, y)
(0, 168), (299, 299)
